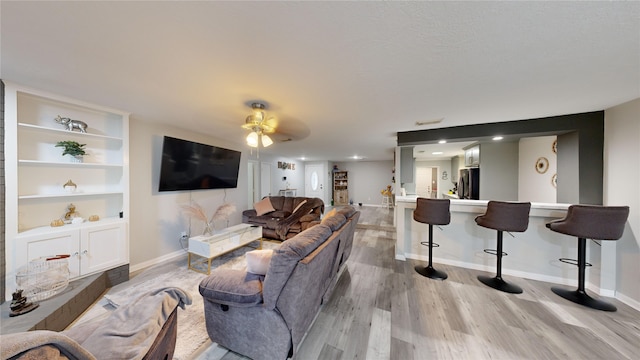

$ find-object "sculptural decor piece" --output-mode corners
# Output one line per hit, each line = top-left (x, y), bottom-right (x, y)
(55, 115), (88, 133)
(9, 289), (39, 317)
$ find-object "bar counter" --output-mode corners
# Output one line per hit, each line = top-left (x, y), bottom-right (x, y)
(394, 196), (614, 295)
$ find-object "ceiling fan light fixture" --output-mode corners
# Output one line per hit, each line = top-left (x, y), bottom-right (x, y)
(246, 131), (259, 147)
(261, 134), (273, 147)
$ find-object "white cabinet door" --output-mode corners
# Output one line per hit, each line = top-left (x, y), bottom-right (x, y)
(20, 230), (81, 278)
(80, 222), (127, 275)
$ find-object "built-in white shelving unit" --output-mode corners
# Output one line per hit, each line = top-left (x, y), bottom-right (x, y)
(4, 82), (130, 299)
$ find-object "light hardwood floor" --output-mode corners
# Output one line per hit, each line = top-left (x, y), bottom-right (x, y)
(128, 206), (639, 359)
(295, 206), (639, 360)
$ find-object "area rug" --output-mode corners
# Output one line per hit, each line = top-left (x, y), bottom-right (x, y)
(75, 240), (280, 360)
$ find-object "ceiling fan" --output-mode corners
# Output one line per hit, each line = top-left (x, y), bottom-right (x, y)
(242, 102), (277, 148)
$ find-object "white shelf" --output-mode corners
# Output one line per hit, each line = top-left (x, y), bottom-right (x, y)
(18, 122), (123, 141)
(18, 159), (123, 168)
(19, 191), (124, 200)
(16, 217), (126, 237)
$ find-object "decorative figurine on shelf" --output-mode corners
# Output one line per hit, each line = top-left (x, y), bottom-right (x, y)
(63, 179), (77, 193)
(9, 289), (39, 317)
(55, 115), (88, 133)
(64, 203), (78, 221)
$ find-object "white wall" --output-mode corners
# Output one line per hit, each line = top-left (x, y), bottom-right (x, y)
(129, 119), (249, 269)
(604, 98), (640, 306)
(518, 136), (557, 203)
(333, 161), (394, 206)
(415, 159), (454, 197)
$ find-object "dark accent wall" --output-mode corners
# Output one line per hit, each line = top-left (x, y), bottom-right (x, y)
(397, 111), (604, 205)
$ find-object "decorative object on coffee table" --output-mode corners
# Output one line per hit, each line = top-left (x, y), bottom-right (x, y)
(9, 289), (39, 317)
(182, 201), (236, 235)
(54, 114), (88, 133)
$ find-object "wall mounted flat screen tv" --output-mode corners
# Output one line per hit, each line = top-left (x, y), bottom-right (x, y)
(158, 136), (241, 192)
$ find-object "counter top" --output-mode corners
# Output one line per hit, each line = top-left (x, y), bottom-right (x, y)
(395, 195), (571, 211)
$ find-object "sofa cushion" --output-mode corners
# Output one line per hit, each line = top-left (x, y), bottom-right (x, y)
(262, 224), (333, 309)
(254, 198), (276, 216)
(199, 269), (264, 307)
(270, 210), (291, 219)
(336, 205), (356, 218)
(322, 213), (347, 231)
(246, 249), (274, 275)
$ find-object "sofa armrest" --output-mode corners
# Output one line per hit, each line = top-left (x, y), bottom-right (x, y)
(199, 269), (264, 307)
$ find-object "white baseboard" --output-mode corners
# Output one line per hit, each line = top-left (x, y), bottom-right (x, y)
(616, 292), (640, 311)
(129, 249), (186, 273)
(406, 253), (640, 309)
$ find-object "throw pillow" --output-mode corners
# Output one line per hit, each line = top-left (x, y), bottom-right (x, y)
(324, 208), (337, 219)
(254, 197), (276, 216)
(246, 249), (274, 275)
(292, 199), (308, 214)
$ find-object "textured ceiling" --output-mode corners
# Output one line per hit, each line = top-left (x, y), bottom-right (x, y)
(2, 1), (639, 162)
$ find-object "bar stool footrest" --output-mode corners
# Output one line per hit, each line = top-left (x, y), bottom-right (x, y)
(483, 249), (507, 256)
(420, 241), (440, 248)
(558, 258), (592, 267)
(551, 286), (616, 312)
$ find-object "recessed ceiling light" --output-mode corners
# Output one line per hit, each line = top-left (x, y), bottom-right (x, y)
(493, 136), (503, 141)
(432, 151), (443, 155)
(438, 140), (447, 144)
(300, 157), (306, 161)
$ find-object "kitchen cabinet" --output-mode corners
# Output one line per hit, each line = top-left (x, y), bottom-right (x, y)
(464, 145), (480, 166)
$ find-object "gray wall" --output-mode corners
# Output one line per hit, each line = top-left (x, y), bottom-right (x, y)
(605, 98), (640, 305)
(557, 132), (580, 204)
(479, 141), (519, 201)
(333, 160), (394, 206)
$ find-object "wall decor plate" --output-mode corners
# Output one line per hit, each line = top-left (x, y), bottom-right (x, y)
(551, 173), (557, 188)
(535, 157), (549, 174)
(552, 139), (557, 154)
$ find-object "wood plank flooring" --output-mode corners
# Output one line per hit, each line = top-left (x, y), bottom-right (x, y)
(115, 205), (639, 359)
(295, 205), (639, 360)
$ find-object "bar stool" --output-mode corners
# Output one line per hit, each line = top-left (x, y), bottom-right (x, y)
(413, 198), (450, 280)
(476, 201), (531, 294)
(546, 204), (629, 312)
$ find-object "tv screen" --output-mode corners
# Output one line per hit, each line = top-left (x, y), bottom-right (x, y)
(158, 136), (241, 192)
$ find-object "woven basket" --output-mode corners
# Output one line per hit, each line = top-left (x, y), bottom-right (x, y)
(16, 257), (70, 302)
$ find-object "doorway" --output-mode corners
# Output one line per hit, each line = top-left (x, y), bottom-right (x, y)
(305, 163), (325, 202)
(416, 166), (439, 198)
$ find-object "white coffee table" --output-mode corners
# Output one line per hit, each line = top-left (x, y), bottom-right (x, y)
(188, 223), (262, 274)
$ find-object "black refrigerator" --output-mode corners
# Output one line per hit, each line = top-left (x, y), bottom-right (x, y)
(458, 168), (480, 200)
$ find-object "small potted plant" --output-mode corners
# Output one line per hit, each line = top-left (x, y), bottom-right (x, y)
(55, 140), (87, 162)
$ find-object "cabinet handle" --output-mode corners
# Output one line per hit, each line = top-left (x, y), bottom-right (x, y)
(82, 250), (88, 255)
(73, 252), (79, 257)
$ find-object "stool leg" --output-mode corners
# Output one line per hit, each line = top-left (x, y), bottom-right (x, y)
(478, 230), (523, 294)
(415, 224), (448, 280)
(551, 237), (616, 312)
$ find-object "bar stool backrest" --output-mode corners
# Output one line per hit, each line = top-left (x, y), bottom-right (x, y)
(476, 201), (531, 232)
(413, 198), (451, 226)
(547, 205), (629, 240)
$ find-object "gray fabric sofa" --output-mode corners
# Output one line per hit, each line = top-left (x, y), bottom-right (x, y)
(1, 287), (191, 360)
(199, 206), (360, 360)
(242, 196), (324, 240)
